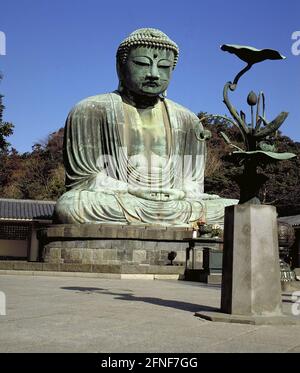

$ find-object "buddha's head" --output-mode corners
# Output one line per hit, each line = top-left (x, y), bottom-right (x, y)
(116, 28), (179, 99)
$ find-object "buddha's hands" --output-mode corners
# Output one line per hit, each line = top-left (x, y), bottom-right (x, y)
(128, 186), (185, 201)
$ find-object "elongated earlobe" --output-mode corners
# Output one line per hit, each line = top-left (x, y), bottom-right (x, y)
(118, 81), (124, 92)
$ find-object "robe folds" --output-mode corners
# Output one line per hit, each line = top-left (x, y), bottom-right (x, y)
(55, 91), (236, 226)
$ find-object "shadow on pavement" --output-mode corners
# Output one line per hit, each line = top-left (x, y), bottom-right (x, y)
(61, 286), (218, 313)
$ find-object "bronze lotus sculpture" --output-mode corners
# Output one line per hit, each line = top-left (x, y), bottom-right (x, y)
(201, 44), (296, 204)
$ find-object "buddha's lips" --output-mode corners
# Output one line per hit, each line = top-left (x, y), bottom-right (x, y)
(143, 82), (159, 87)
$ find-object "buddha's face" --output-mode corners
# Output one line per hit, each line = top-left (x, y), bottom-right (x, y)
(120, 46), (174, 97)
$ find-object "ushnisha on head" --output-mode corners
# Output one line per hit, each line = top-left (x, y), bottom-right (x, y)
(117, 28), (179, 68)
(116, 28), (179, 100)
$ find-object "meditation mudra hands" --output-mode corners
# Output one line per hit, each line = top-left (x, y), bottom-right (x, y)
(90, 174), (184, 200)
(128, 187), (220, 201)
(128, 186), (185, 201)
(89, 172), (220, 202)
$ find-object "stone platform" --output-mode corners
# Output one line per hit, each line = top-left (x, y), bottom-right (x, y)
(195, 310), (300, 325)
(38, 224), (205, 271)
(0, 260), (185, 278)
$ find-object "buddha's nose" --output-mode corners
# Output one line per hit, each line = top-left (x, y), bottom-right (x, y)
(147, 65), (160, 80)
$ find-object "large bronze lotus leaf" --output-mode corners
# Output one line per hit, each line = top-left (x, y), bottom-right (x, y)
(230, 150), (296, 164)
(220, 44), (286, 65)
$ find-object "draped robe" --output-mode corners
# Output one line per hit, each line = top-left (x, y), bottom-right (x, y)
(55, 91), (236, 226)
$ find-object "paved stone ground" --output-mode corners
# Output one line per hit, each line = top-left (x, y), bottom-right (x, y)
(0, 274), (300, 353)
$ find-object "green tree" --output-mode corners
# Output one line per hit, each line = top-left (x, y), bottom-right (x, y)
(0, 73), (16, 198)
(0, 73), (14, 152)
(0, 127), (65, 201)
(19, 128), (65, 200)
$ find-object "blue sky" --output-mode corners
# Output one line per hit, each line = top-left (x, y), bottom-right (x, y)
(0, 0), (299, 152)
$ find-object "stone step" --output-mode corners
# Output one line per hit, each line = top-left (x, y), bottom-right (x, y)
(0, 260), (185, 275)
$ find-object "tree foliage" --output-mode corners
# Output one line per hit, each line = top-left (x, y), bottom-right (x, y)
(0, 128), (65, 200)
(0, 74), (14, 152)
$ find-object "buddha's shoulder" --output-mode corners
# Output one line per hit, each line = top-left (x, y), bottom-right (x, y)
(71, 92), (121, 113)
(164, 99), (198, 119)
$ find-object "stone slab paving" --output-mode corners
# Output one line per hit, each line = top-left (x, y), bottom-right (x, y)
(0, 274), (300, 352)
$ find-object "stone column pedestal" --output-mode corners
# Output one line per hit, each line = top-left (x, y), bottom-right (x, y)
(221, 204), (281, 316)
(196, 205), (300, 325)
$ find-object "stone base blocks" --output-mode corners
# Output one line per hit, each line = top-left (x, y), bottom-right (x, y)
(39, 224), (199, 272)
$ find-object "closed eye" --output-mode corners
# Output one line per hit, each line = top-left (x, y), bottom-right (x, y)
(132, 58), (151, 66)
(133, 60), (150, 66)
(158, 60), (172, 68)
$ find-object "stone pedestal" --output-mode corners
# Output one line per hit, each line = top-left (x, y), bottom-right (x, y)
(38, 224), (203, 274)
(196, 205), (300, 325)
(222, 205), (282, 315)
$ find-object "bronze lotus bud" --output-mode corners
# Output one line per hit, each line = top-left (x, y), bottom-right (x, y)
(247, 91), (257, 106)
